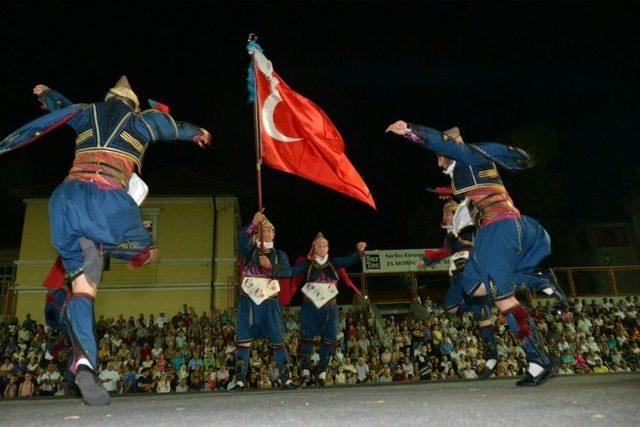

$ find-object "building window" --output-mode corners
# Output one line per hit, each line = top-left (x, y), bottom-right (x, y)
(592, 226), (630, 248)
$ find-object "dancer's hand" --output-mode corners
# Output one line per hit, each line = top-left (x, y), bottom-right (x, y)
(33, 84), (51, 96)
(252, 210), (265, 226)
(385, 120), (408, 135)
(194, 129), (212, 148)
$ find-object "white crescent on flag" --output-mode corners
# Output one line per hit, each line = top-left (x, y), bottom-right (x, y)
(252, 50), (302, 143)
(262, 93), (302, 143)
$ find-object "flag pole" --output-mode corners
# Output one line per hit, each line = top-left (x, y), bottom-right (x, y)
(249, 33), (264, 212)
(248, 33), (265, 256)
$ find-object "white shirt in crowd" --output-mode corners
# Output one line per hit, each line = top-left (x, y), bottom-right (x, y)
(110, 336), (123, 350)
(38, 370), (61, 392)
(463, 366), (478, 379)
(18, 329), (31, 342)
(156, 378), (171, 393)
(99, 368), (121, 392)
(155, 314), (169, 328)
(577, 318), (592, 334)
(356, 363), (369, 381)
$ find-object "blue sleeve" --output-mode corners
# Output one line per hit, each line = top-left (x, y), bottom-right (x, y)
(332, 251), (361, 269)
(405, 124), (481, 165)
(39, 91), (73, 112)
(276, 250), (292, 278)
(291, 260), (310, 276)
(66, 108), (91, 133)
(140, 110), (204, 142)
(237, 223), (255, 258)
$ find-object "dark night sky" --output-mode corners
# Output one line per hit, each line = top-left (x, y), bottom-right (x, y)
(0, 1), (638, 262)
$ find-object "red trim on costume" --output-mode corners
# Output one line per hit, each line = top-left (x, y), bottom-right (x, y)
(43, 257), (66, 290)
(128, 246), (154, 268)
(433, 186), (454, 198)
(45, 292), (68, 309)
(338, 267), (361, 295)
(279, 256), (306, 306)
(149, 99), (171, 114)
(1, 109), (83, 158)
(504, 305), (532, 339)
(424, 248), (450, 261)
(50, 337), (69, 358)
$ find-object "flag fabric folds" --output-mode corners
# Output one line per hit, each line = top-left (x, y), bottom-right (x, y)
(248, 41), (376, 209)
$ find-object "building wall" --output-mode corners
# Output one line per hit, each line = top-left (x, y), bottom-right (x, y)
(13, 197), (240, 322)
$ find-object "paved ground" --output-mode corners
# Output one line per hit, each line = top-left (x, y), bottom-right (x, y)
(1, 373), (639, 426)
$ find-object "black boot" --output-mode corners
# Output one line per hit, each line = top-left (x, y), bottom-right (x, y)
(281, 380), (299, 390)
(516, 362), (557, 386)
(229, 381), (246, 391)
(478, 360), (497, 379)
(75, 365), (110, 405)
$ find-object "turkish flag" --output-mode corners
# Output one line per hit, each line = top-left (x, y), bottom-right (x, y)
(251, 49), (376, 209)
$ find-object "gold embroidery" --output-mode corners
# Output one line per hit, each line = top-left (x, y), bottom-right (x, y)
(478, 169), (499, 178)
(121, 131), (144, 153)
(451, 181), (506, 196)
(75, 129), (93, 145)
(92, 105), (101, 145)
(104, 112), (132, 147)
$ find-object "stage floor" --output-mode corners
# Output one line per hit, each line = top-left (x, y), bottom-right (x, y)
(1, 374), (638, 426)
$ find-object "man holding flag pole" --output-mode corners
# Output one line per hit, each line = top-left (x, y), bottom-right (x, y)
(235, 34), (376, 390)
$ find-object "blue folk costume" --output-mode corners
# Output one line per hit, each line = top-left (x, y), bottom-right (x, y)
(1, 77), (209, 399)
(423, 200), (498, 374)
(291, 233), (362, 383)
(235, 218), (294, 388)
(402, 123), (556, 384)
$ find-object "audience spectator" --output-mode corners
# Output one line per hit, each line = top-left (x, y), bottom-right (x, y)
(37, 363), (61, 396)
(99, 362), (121, 393)
(1, 296), (639, 399)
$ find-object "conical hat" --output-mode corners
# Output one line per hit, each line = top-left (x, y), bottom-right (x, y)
(106, 75), (140, 111)
(114, 75), (132, 90)
(307, 232), (329, 259)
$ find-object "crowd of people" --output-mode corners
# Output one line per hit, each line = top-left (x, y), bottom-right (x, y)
(0, 295), (638, 397)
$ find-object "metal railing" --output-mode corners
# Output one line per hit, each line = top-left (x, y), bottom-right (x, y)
(347, 265), (640, 304)
(553, 265), (640, 297)
(0, 264), (16, 317)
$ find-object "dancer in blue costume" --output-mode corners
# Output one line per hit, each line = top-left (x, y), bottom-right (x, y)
(292, 233), (366, 386)
(234, 211), (297, 390)
(388, 121), (559, 385)
(420, 199), (498, 378)
(3, 76), (211, 404)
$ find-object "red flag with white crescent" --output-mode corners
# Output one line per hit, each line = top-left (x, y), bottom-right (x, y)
(250, 47), (376, 209)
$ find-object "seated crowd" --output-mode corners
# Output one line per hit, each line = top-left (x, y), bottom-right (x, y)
(0, 296), (639, 397)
